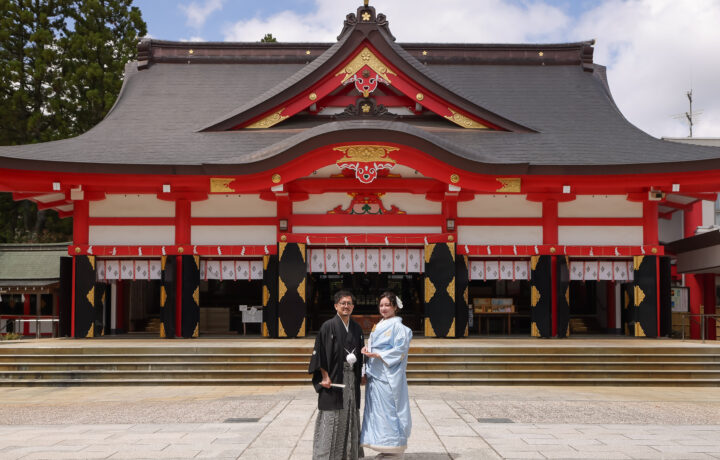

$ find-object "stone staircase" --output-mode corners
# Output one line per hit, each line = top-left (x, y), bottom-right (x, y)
(1, 341), (720, 386)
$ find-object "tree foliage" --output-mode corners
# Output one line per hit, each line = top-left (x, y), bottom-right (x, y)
(0, 0), (147, 243)
(260, 33), (277, 43)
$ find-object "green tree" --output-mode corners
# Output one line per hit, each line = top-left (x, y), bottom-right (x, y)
(260, 33), (277, 42)
(0, 0), (146, 243)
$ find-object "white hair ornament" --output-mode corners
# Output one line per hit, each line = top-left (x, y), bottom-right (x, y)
(396, 296), (403, 310)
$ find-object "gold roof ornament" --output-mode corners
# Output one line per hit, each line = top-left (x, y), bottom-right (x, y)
(334, 145), (398, 164)
(335, 47), (397, 84)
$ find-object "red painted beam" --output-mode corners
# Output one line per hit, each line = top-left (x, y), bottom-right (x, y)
(458, 245), (663, 257)
(457, 217), (542, 226)
(190, 217), (278, 226)
(88, 217), (175, 226)
(68, 245), (277, 257)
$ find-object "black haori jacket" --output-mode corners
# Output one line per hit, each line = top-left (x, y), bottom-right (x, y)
(308, 315), (364, 410)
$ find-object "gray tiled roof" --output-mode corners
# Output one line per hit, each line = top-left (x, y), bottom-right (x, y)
(0, 244), (68, 282)
(1, 45), (719, 170)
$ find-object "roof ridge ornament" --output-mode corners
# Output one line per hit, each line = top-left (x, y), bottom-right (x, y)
(338, 1), (395, 41)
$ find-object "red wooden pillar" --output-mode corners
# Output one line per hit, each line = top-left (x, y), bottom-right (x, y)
(684, 201), (703, 339)
(542, 200), (558, 245)
(642, 201), (659, 245)
(71, 200), (89, 338)
(703, 274), (717, 340)
(175, 199), (191, 246)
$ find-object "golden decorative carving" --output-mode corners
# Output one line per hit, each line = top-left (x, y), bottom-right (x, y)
(335, 47), (397, 84)
(361, 11), (371, 21)
(538, 51), (544, 57)
(160, 322), (166, 338)
(634, 285), (646, 307)
(448, 318), (456, 337)
(334, 145), (398, 164)
(651, 247), (658, 254)
(263, 255), (269, 270)
(279, 278), (287, 302)
(263, 285), (269, 306)
(89, 255), (95, 270)
(246, 108), (288, 129)
(210, 178), (235, 193)
(447, 278), (455, 301)
(271, 173), (282, 184)
(449, 242), (455, 261)
(279, 242), (287, 259)
(193, 287), (199, 306)
(531, 321), (540, 337)
(299, 243), (306, 262)
(464, 285), (469, 305)
(424, 318), (436, 337)
(448, 235), (454, 242)
(193, 255), (200, 269)
(531, 285), (541, 307)
(188, 49), (194, 54)
(422, 50), (428, 56)
(416, 93), (424, 101)
(193, 323), (199, 338)
(278, 319), (287, 337)
(87, 286), (95, 307)
(425, 277), (436, 302)
(550, 247), (556, 253)
(160, 286), (167, 308)
(464, 323), (469, 337)
(624, 290), (629, 309)
(496, 178), (521, 193)
(280, 234), (287, 242)
(444, 108), (488, 129)
(633, 255), (644, 271)
(298, 279), (306, 302)
(75, 247), (80, 254)
(424, 243), (435, 264)
(262, 322), (269, 337)
(309, 92), (317, 101)
(450, 174), (460, 184)
(361, 103), (371, 113)
(161, 256), (167, 271)
(565, 287), (570, 307)
(305, 50), (311, 55)
(87, 323), (94, 338)
(178, 247), (184, 254)
(635, 322), (646, 337)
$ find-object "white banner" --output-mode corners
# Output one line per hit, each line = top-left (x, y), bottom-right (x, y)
(569, 260), (634, 281)
(469, 260), (530, 281)
(307, 248), (424, 274)
(97, 259), (162, 281)
(200, 260), (263, 281)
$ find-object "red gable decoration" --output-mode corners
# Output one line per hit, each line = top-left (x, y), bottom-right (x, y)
(334, 145), (398, 184)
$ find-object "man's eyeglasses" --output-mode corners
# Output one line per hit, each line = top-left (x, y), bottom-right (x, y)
(337, 301), (354, 306)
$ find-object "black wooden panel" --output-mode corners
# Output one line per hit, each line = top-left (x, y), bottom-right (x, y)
(424, 243), (456, 338)
(621, 281), (635, 336)
(530, 255), (551, 338)
(160, 256), (177, 338)
(556, 256), (570, 338)
(278, 243), (307, 338)
(633, 255), (658, 337)
(58, 257), (73, 337)
(659, 256), (672, 337)
(181, 255), (200, 338)
(454, 253), (469, 338)
(262, 254), (279, 338)
(74, 255), (97, 338)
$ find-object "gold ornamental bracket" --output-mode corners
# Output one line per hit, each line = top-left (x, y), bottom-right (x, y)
(333, 145), (399, 164)
(335, 47), (397, 84)
(496, 177), (521, 193)
(245, 108), (288, 129)
(210, 178), (236, 193)
(444, 108), (489, 129)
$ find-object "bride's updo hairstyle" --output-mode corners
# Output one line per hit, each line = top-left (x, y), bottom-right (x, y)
(379, 291), (401, 314)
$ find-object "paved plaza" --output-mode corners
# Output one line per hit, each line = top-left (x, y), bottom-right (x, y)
(1, 383), (720, 459)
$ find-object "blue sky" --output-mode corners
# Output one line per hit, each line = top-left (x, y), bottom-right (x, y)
(132, 0), (720, 138)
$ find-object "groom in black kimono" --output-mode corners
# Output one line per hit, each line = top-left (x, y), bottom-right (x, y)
(309, 289), (365, 460)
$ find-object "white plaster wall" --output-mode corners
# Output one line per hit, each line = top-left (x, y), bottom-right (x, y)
(659, 211), (683, 243)
(293, 226), (441, 234)
(191, 226), (276, 245)
(294, 193), (350, 214)
(457, 226), (543, 245)
(89, 226), (174, 245)
(458, 195), (541, 217)
(702, 200), (715, 227)
(192, 195), (276, 217)
(558, 226), (643, 245)
(383, 193), (440, 214)
(558, 195), (641, 218)
(90, 194), (174, 217)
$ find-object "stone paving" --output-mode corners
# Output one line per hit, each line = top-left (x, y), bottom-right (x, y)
(1, 385), (720, 459)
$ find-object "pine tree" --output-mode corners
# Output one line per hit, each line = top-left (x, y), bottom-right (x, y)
(260, 33), (277, 43)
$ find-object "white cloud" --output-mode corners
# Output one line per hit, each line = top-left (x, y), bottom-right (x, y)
(180, 36), (206, 42)
(220, 0), (720, 138)
(572, 0), (720, 138)
(180, 0), (224, 30)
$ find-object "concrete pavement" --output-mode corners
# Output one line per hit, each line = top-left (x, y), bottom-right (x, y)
(1, 385), (720, 459)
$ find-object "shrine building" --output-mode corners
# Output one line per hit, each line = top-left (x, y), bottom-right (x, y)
(1, 2), (719, 340)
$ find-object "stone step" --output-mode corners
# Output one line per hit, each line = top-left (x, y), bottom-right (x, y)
(1, 361), (718, 372)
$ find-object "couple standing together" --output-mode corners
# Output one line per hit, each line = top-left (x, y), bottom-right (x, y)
(309, 290), (412, 460)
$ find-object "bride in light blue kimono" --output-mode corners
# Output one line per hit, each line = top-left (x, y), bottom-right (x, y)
(360, 291), (412, 458)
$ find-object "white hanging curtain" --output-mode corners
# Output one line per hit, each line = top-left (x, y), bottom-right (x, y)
(199, 260), (263, 281)
(569, 260), (634, 281)
(96, 259), (162, 281)
(307, 248), (424, 274)
(469, 260), (530, 281)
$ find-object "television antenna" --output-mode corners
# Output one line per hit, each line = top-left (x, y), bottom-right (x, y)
(672, 90), (702, 137)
